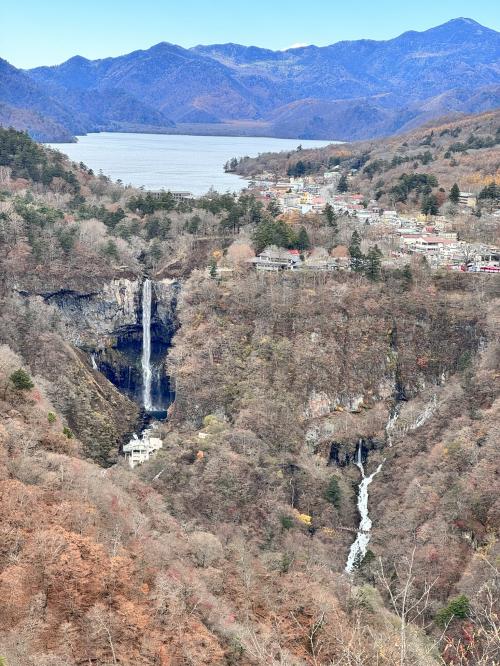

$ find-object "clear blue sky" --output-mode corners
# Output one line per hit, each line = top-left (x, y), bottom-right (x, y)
(1, 0), (498, 68)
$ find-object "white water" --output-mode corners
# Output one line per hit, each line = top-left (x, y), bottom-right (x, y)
(90, 353), (98, 370)
(409, 395), (437, 430)
(345, 443), (383, 573)
(385, 403), (401, 447)
(141, 279), (153, 411)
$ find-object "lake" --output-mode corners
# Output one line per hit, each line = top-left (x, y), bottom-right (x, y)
(48, 133), (333, 195)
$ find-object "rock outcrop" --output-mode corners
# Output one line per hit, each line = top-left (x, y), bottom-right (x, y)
(44, 278), (142, 348)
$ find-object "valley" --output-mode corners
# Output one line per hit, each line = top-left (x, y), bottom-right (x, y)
(0, 110), (498, 665)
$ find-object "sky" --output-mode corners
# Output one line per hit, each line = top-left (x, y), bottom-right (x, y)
(1, 0), (499, 68)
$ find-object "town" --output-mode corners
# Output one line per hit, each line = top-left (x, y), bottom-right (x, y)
(238, 168), (500, 274)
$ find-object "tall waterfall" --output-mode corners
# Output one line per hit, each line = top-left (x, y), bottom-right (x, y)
(345, 442), (383, 573)
(141, 278), (153, 411)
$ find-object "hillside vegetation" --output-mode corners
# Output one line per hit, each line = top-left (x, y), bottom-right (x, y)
(0, 128), (498, 665)
(234, 110), (500, 202)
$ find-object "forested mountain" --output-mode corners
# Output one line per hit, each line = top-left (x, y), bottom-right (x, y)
(1, 18), (499, 141)
(233, 109), (500, 203)
(0, 58), (79, 141)
(0, 121), (499, 664)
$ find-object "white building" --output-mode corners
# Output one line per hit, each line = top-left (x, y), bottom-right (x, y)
(123, 430), (163, 468)
(249, 246), (302, 271)
(458, 192), (477, 208)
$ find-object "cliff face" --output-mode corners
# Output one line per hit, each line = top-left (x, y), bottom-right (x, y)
(42, 277), (179, 348)
(10, 277), (179, 462)
(161, 268), (498, 601)
(43, 278), (142, 348)
(90, 278), (179, 410)
(47, 277), (179, 411)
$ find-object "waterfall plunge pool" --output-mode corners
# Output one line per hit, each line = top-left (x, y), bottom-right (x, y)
(91, 278), (177, 419)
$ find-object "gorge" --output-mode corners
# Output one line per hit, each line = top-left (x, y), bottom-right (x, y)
(38, 276), (179, 458)
(0, 124), (498, 666)
(90, 277), (177, 424)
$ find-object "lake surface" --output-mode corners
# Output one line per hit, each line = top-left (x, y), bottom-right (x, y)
(48, 133), (333, 195)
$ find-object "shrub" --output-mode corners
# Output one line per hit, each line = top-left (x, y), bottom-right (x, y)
(436, 594), (470, 627)
(62, 426), (73, 439)
(47, 411), (57, 423)
(9, 369), (34, 391)
(280, 552), (294, 573)
(360, 549), (376, 568)
(280, 514), (294, 530)
(325, 477), (341, 508)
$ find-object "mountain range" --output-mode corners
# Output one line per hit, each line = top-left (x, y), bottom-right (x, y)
(1, 17), (499, 142)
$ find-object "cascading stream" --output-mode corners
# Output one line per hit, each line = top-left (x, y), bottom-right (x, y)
(141, 278), (153, 411)
(385, 402), (401, 447)
(345, 442), (383, 573)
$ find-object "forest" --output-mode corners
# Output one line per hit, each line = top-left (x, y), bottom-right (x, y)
(0, 127), (498, 665)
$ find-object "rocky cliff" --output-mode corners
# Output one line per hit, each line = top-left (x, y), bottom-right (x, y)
(10, 277), (179, 463)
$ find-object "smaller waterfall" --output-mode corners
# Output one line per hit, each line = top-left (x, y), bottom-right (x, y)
(385, 403), (401, 447)
(345, 442), (383, 573)
(141, 279), (153, 411)
(410, 394), (437, 430)
(90, 353), (98, 370)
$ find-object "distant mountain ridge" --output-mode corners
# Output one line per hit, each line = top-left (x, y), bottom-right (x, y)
(1, 18), (499, 141)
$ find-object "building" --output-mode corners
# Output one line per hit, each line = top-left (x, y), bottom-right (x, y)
(123, 430), (163, 468)
(303, 254), (342, 272)
(249, 246), (303, 271)
(458, 191), (477, 208)
(409, 237), (458, 256)
(149, 190), (193, 202)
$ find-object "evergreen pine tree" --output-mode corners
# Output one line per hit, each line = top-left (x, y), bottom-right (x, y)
(325, 477), (341, 508)
(9, 369), (34, 392)
(349, 230), (364, 272)
(337, 174), (349, 193)
(323, 203), (338, 233)
(296, 226), (311, 251)
(402, 264), (413, 290)
(252, 219), (292, 253)
(267, 199), (281, 218)
(421, 194), (439, 216)
(102, 239), (119, 261)
(365, 245), (382, 281)
(449, 183), (460, 204)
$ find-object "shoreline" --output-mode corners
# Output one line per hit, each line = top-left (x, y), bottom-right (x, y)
(42, 126), (341, 146)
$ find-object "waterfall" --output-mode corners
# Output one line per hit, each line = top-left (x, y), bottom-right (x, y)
(385, 403), (401, 447)
(90, 353), (98, 370)
(345, 441), (383, 573)
(141, 278), (153, 411)
(409, 394), (437, 430)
